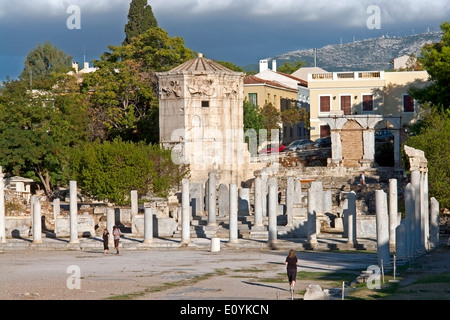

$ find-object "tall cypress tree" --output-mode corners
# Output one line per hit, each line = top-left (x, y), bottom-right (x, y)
(123, 0), (158, 45)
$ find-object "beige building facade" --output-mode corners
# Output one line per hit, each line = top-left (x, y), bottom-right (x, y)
(307, 70), (429, 168)
(308, 70), (430, 140)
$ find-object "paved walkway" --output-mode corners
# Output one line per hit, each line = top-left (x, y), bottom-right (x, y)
(0, 232), (378, 252)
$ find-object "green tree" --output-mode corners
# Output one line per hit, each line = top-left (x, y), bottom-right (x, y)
(277, 60), (306, 74)
(83, 27), (195, 143)
(260, 103), (281, 140)
(124, 0), (158, 44)
(281, 105), (301, 128)
(20, 42), (73, 87)
(0, 76), (89, 196)
(404, 109), (450, 209)
(243, 100), (264, 133)
(409, 21), (450, 113)
(68, 139), (188, 205)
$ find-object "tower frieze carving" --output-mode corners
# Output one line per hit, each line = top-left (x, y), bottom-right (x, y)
(159, 80), (182, 99)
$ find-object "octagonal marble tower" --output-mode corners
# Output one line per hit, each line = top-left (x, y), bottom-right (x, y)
(157, 53), (263, 185)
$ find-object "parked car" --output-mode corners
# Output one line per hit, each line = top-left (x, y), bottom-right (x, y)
(259, 143), (286, 154)
(313, 136), (331, 148)
(286, 139), (314, 151)
(375, 129), (394, 142)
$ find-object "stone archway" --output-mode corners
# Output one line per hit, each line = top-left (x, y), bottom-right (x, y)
(341, 120), (364, 167)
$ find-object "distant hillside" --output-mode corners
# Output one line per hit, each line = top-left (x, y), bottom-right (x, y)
(243, 32), (443, 73)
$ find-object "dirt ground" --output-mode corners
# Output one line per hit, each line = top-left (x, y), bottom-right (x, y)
(0, 236), (448, 302)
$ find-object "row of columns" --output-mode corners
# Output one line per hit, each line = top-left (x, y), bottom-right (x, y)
(0, 176), (156, 246)
(180, 176), (320, 247)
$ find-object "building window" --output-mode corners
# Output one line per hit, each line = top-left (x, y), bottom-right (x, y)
(403, 94), (415, 113)
(340, 95), (352, 115)
(320, 125), (330, 138)
(320, 95), (331, 113)
(362, 94), (373, 112)
(202, 101), (209, 108)
(248, 93), (257, 106)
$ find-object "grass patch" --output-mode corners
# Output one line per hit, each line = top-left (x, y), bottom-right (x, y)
(105, 271), (224, 300)
(414, 272), (450, 284)
(232, 267), (266, 273)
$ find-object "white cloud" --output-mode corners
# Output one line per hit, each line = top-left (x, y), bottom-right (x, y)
(1, 0), (448, 27)
(0, 0), (130, 18)
(151, 0), (450, 27)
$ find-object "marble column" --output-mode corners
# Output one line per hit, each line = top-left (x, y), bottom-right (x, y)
(307, 188), (317, 247)
(404, 184), (415, 256)
(131, 190), (138, 220)
(181, 179), (191, 245)
(228, 183), (238, 243)
(144, 207), (153, 244)
(261, 171), (269, 217)
(0, 167), (5, 243)
(294, 179), (302, 205)
(219, 184), (229, 218)
(389, 179), (398, 252)
(53, 198), (60, 236)
(107, 207), (115, 248)
(375, 190), (390, 267)
(347, 191), (357, 245)
(32, 201), (43, 244)
(208, 172), (217, 226)
(420, 170), (430, 250)
(69, 181), (79, 244)
(395, 222), (407, 258)
(411, 171), (421, 253)
(268, 177), (278, 244)
(430, 197), (440, 249)
(253, 177), (263, 228)
(311, 181), (323, 216)
(286, 177), (294, 226)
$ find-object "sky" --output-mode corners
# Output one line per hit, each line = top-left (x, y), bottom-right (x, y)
(0, 0), (448, 82)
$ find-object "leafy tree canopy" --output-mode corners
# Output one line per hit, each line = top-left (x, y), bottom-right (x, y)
(277, 60), (306, 74)
(0, 76), (89, 196)
(260, 103), (281, 132)
(404, 107), (450, 209)
(243, 100), (264, 133)
(67, 139), (188, 205)
(124, 0), (158, 45)
(83, 27), (195, 143)
(20, 41), (73, 87)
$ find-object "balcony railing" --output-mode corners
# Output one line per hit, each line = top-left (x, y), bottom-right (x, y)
(309, 71), (384, 81)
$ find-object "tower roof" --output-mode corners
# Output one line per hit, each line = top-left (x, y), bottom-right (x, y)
(167, 53), (239, 74)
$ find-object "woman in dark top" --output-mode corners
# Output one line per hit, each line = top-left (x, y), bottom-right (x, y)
(102, 229), (110, 254)
(285, 249), (298, 291)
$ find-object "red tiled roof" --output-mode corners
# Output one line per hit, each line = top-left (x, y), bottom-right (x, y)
(244, 75), (298, 92)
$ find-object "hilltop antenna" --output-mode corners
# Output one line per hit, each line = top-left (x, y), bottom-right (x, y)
(314, 48), (317, 67)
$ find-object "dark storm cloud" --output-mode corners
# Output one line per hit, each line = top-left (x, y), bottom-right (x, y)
(0, 0), (449, 80)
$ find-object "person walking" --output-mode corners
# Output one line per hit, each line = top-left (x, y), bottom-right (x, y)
(112, 226), (122, 255)
(285, 249), (298, 292)
(102, 229), (110, 254)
